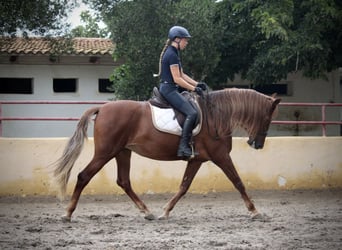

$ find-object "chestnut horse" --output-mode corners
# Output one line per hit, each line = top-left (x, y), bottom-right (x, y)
(53, 88), (280, 221)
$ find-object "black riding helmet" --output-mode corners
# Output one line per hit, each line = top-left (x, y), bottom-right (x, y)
(168, 26), (191, 41)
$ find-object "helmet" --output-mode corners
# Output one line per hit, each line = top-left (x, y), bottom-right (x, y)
(168, 26), (191, 41)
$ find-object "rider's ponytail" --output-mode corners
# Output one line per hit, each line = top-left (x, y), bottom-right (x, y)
(153, 39), (171, 78)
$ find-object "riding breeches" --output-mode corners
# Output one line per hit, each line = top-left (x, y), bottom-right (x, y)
(159, 82), (198, 128)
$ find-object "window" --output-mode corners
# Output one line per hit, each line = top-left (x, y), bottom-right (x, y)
(53, 78), (77, 93)
(0, 78), (33, 94)
(98, 79), (114, 93)
(252, 83), (290, 96)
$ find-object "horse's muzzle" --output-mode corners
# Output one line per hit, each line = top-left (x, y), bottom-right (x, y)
(247, 138), (264, 150)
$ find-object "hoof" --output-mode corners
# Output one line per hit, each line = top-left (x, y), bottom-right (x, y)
(251, 212), (262, 220)
(251, 212), (270, 222)
(61, 215), (71, 222)
(144, 213), (155, 221)
(158, 213), (169, 220)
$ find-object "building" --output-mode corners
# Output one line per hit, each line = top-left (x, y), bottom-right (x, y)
(0, 37), (341, 137)
(0, 37), (118, 137)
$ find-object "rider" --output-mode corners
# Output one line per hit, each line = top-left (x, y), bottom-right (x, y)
(156, 26), (207, 158)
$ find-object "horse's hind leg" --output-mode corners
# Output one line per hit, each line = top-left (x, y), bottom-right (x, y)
(214, 155), (260, 218)
(116, 149), (155, 220)
(62, 156), (111, 221)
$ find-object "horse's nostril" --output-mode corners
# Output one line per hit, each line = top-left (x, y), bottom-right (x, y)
(247, 140), (255, 148)
(255, 143), (263, 149)
(247, 139), (254, 146)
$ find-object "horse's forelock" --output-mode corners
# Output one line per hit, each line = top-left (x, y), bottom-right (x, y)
(202, 88), (273, 137)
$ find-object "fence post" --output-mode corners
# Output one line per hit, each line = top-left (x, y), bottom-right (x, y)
(322, 105), (326, 136)
(0, 102), (2, 137)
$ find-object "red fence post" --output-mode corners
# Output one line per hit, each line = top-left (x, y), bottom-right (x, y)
(0, 102), (2, 137)
(322, 105), (326, 136)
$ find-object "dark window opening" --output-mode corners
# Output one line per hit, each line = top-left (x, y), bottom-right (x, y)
(98, 79), (114, 93)
(0, 78), (33, 94)
(253, 83), (288, 95)
(53, 78), (77, 93)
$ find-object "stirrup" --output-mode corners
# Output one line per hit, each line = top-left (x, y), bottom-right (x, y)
(190, 141), (199, 158)
(177, 147), (192, 158)
(177, 142), (198, 160)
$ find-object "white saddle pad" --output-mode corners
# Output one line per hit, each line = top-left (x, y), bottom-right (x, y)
(149, 103), (201, 136)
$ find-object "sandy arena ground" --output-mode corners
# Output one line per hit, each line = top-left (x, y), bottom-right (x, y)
(0, 189), (341, 249)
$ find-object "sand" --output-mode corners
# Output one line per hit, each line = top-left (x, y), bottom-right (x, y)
(0, 189), (341, 249)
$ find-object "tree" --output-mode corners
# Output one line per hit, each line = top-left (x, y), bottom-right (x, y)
(172, 0), (221, 80)
(86, 0), (173, 99)
(86, 0), (220, 100)
(70, 11), (109, 38)
(0, 0), (78, 37)
(103, 0), (170, 100)
(207, 0), (342, 87)
(86, 0), (342, 97)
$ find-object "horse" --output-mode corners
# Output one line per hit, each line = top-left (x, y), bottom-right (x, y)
(53, 88), (281, 222)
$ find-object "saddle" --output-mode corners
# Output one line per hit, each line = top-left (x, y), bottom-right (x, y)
(149, 87), (201, 128)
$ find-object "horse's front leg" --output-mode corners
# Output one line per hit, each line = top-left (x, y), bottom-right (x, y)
(213, 155), (260, 218)
(159, 160), (202, 220)
(116, 149), (154, 220)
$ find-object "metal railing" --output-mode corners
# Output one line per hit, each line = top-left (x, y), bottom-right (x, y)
(272, 103), (342, 136)
(0, 101), (107, 136)
(0, 101), (341, 136)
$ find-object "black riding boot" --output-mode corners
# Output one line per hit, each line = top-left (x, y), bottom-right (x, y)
(177, 118), (194, 158)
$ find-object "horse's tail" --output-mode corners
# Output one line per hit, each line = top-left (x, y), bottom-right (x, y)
(53, 106), (100, 199)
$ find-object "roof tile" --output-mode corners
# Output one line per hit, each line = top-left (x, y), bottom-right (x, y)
(0, 37), (114, 55)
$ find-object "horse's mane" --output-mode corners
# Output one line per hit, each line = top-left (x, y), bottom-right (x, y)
(200, 88), (274, 138)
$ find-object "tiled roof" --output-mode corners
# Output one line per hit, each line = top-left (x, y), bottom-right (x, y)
(0, 37), (114, 55)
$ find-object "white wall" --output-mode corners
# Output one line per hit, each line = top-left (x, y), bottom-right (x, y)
(1, 63), (341, 137)
(0, 64), (114, 137)
(0, 137), (341, 195)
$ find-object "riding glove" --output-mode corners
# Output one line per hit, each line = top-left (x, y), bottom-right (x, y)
(197, 82), (208, 91)
(194, 87), (204, 97)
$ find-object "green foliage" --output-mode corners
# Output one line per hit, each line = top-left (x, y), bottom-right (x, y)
(233, 0), (294, 41)
(48, 36), (75, 60)
(70, 11), (109, 38)
(207, 0), (342, 87)
(294, 0), (342, 79)
(0, 0), (77, 37)
(88, 0), (220, 100)
(109, 64), (137, 100)
(102, 0), (169, 100)
(2, 0), (340, 98)
(173, 0), (221, 80)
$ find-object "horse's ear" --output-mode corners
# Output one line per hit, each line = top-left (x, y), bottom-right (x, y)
(270, 98), (281, 117)
(271, 93), (277, 98)
(272, 98), (281, 109)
